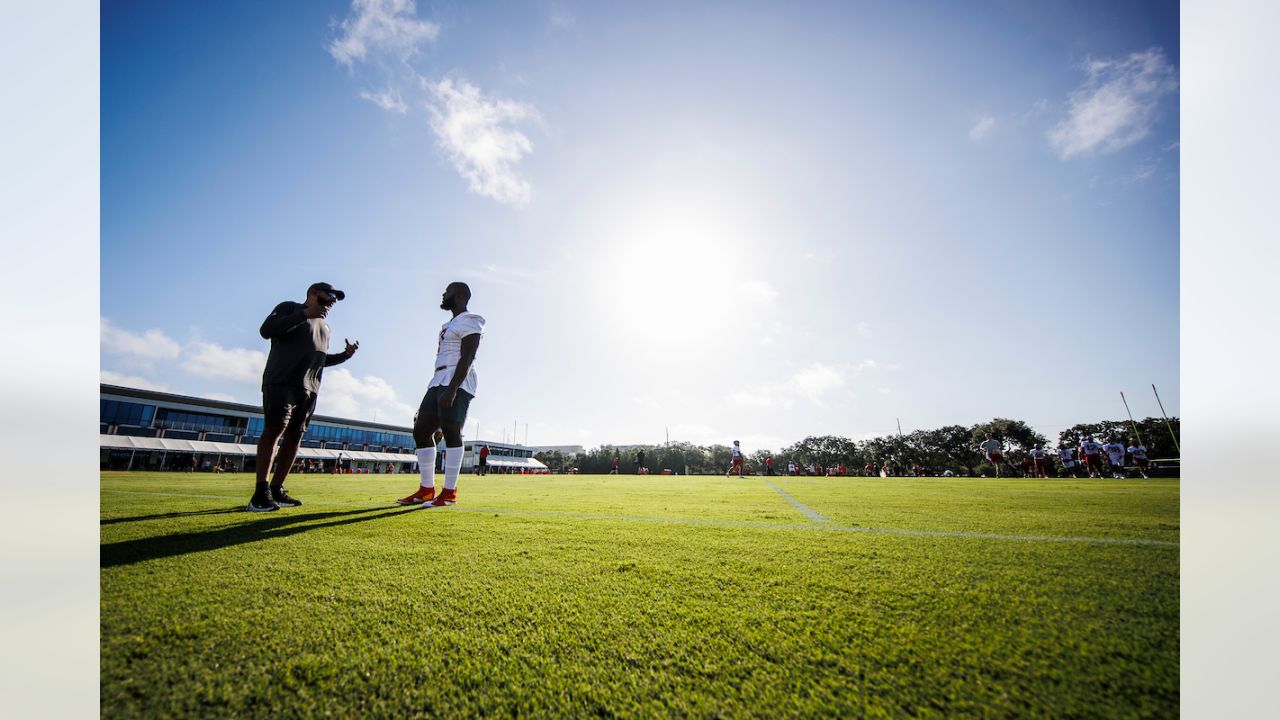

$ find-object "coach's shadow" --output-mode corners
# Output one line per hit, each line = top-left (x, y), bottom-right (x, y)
(101, 507), (414, 569)
(101, 507), (244, 526)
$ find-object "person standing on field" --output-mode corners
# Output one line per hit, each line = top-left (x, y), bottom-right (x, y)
(977, 434), (1005, 477)
(477, 444), (490, 476)
(727, 440), (745, 478)
(397, 283), (485, 507)
(248, 282), (358, 512)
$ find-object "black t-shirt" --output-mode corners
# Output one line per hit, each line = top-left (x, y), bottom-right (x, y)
(259, 301), (348, 392)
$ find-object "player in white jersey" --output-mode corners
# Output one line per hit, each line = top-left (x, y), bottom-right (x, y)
(977, 434), (1005, 477)
(1057, 446), (1078, 478)
(1079, 436), (1104, 478)
(1127, 441), (1150, 478)
(397, 282), (485, 507)
(1102, 437), (1127, 479)
(1028, 445), (1048, 478)
(727, 440), (745, 478)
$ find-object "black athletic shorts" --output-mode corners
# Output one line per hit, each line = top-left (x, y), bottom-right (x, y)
(263, 384), (318, 432)
(417, 385), (474, 424)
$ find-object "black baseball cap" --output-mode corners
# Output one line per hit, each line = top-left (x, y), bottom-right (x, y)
(308, 282), (346, 301)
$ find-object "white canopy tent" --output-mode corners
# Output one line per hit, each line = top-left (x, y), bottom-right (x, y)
(100, 434), (418, 464)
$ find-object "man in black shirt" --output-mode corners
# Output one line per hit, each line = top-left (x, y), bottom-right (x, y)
(248, 282), (359, 511)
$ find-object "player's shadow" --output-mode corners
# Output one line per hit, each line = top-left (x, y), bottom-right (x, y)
(100, 507), (413, 568)
(101, 507), (244, 526)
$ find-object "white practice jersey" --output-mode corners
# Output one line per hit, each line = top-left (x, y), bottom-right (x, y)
(1058, 448), (1075, 463)
(979, 439), (1003, 454)
(429, 312), (485, 395)
(1103, 443), (1126, 463)
(731, 445), (742, 459)
(1030, 448), (1046, 460)
(1128, 445), (1148, 460)
(1080, 440), (1103, 456)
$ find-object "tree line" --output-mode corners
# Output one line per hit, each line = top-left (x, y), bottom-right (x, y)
(533, 416), (1180, 476)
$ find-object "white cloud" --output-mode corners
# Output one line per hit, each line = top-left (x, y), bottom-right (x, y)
(631, 395), (660, 409)
(969, 115), (996, 142)
(427, 77), (539, 206)
(316, 367), (416, 425)
(878, 387), (892, 395)
(204, 392), (238, 403)
(100, 317), (180, 359)
(1130, 157), (1160, 182)
(728, 360), (881, 409)
(738, 279), (779, 304)
(360, 87), (407, 113)
(100, 370), (172, 393)
(856, 321), (872, 338)
(182, 342), (267, 383)
(1047, 48), (1178, 159)
(328, 0), (440, 67)
(464, 264), (536, 288)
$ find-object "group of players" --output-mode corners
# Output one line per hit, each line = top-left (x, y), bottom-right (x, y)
(980, 433), (1151, 479)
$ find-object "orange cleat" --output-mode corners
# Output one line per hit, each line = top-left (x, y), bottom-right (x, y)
(425, 488), (457, 507)
(396, 487), (436, 505)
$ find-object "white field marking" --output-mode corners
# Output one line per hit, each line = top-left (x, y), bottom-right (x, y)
(761, 479), (829, 523)
(100, 488), (1177, 548)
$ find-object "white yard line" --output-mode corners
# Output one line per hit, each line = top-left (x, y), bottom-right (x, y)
(761, 479), (830, 523)
(100, 488), (1178, 548)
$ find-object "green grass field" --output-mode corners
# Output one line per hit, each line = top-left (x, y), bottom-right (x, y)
(101, 472), (1178, 718)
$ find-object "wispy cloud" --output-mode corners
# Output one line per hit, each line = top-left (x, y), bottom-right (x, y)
(1048, 48), (1178, 159)
(549, 7), (576, 29)
(100, 370), (172, 393)
(728, 360), (879, 409)
(182, 342), (267, 382)
(969, 115), (996, 142)
(359, 87), (407, 113)
(738, 279), (779, 305)
(427, 78), (540, 206)
(328, 1), (541, 207)
(463, 264), (536, 288)
(100, 318), (181, 359)
(328, 0), (440, 67)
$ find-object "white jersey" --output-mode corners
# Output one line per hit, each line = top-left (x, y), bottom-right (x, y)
(1103, 443), (1126, 463)
(429, 312), (485, 395)
(979, 439), (1003, 455)
(731, 445), (742, 459)
(1030, 448), (1046, 460)
(1058, 448), (1075, 465)
(1128, 445), (1147, 460)
(1080, 440), (1103, 456)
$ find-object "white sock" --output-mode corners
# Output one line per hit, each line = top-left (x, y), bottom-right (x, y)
(444, 446), (464, 490)
(415, 448), (436, 489)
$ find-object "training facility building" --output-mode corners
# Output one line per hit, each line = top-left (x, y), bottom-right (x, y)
(100, 384), (547, 474)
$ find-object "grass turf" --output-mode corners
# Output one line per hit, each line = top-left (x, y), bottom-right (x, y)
(101, 472), (1178, 718)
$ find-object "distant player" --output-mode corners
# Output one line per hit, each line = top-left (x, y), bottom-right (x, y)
(977, 434), (1005, 477)
(476, 444), (490, 476)
(1128, 440), (1150, 478)
(1102, 437), (1127, 479)
(1057, 446), (1078, 478)
(1079, 435), (1105, 478)
(1029, 445), (1048, 478)
(396, 282), (484, 507)
(787, 461), (797, 476)
(609, 456), (619, 475)
(727, 440), (745, 478)
(635, 449), (646, 474)
(765, 455), (773, 476)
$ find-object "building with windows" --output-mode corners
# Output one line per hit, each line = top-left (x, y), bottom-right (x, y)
(100, 384), (548, 474)
(100, 384), (419, 473)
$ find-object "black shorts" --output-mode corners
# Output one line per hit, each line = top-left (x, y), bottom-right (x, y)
(478, 456), (488, 467)
(263, 384), (317, 433)
(417, 385), (474, 425)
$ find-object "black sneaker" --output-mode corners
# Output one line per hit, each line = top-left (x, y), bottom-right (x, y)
(247, 486), (280, 512)
(273, 487), (302, 507)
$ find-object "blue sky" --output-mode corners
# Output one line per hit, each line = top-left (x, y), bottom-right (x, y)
(101, 0), (1180, 450)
